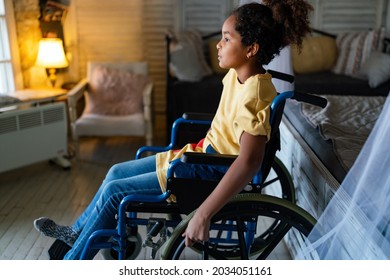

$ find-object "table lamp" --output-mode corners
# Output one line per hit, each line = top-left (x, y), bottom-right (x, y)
(35, 38), (69, 87)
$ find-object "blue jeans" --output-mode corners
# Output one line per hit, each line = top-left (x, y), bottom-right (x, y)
(64, 155), (161, 259)
(64, 148), (228, 259)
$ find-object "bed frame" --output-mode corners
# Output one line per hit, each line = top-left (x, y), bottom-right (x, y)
(277, 116), (340, 258)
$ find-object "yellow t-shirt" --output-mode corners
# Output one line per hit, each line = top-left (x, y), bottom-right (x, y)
(156, 69), (277, 192)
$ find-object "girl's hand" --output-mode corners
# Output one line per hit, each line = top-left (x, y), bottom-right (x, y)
(182, 212), (211, 247)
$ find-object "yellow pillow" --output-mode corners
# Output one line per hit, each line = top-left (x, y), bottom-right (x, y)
(208, 39), (229, 74)
(292, 36), (338, 74)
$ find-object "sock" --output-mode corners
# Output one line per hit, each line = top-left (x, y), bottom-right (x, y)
(34, 217), (79, 247)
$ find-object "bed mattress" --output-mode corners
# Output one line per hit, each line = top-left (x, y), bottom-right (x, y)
(283, 95), (387, 183)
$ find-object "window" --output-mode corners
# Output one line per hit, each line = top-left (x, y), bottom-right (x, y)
(0, 0), (14, 92)
(0, 0), (19, 93)
(308, 0), (386, 33)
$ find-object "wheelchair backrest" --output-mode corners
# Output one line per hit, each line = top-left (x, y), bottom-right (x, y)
(257, 96), (286, 185)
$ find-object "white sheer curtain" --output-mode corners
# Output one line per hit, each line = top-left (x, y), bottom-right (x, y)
(239, 0), (294, 93)
(265, 46), (294, 92)
(298, 94), (390, 259)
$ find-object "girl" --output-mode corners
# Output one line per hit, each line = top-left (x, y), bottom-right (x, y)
(34, 0), (312, 259)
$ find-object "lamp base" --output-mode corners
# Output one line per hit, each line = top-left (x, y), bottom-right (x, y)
(46, 68), (57, 87)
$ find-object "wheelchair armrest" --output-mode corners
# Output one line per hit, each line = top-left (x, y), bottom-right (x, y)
(135, 145), (172, 159)
(182, 112), (214, 121)
(137, 113), (214, 159)
(167, 152), (237, 178)
(179, 152), (263, 185)
(181, 152), (237, 166)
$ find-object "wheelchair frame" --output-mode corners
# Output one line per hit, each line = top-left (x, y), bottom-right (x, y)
(78, 84), (326, 260)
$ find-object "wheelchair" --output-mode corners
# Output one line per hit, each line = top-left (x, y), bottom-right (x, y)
(65, 70), (325, 260)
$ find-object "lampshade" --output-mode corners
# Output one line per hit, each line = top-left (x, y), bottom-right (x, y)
(36, 38), (68, 68)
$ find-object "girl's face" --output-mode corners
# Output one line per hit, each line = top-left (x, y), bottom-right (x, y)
(216, 15), (250, 71)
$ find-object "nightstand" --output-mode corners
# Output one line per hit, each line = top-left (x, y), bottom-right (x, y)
(9, 87), (67, 104)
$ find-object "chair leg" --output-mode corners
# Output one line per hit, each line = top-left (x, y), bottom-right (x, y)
(72, 137), (80, 160)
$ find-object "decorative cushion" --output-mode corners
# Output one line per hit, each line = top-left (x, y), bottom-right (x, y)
(332, 28), (385, 77)
(84, 65), (150, 116)
(169, 30), (213, 82)
(360, 51), (390, 88)
(292, 35), (338, 74)
(208, 39), (229, 74)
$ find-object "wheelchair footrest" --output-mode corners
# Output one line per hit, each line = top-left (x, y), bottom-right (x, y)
(48, 239), (71, 260)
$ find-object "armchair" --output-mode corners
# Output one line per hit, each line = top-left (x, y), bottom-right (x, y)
(67, 61), (154, 158)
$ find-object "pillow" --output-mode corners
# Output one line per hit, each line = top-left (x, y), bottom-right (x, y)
(169, 30), (212, 82)
(332, 28), (385, 77)
(359, 51), (390, 88)
(292, 35), (338, 74)
(85, 65), (150, 116)
(208, 39), (229, 74)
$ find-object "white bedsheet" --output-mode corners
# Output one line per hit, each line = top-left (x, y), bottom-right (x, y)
(300, 95), (387, 170)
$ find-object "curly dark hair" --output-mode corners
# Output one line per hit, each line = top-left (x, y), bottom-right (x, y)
(232, 0), (313, 66)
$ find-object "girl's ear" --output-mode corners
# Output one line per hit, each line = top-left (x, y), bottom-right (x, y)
(247, 43), (260, 58)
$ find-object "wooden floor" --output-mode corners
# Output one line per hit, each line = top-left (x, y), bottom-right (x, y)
(0, 132), (291, 260)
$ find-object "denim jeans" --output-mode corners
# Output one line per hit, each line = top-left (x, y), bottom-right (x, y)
(64, 148), (228, 259)
(64, 155), (161, 259)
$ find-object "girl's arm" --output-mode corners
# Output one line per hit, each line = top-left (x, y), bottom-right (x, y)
(182, 131), (267, 246)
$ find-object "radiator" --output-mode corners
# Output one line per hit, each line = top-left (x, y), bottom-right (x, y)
(0, 102), (68, 173)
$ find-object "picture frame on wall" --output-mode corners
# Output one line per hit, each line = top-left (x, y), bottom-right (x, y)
(39, 0), (69, 39)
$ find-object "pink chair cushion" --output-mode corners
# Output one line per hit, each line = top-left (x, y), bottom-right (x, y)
(84, 65), (150, 116)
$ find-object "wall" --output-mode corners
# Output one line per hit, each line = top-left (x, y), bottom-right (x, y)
(12, 0), (44, 88)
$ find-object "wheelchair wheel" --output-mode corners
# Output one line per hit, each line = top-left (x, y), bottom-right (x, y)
(101, 233), (142, 260)
(261, 156), (295, 202)
(160, 194), (315, 260)
(217, 157), (294, 257)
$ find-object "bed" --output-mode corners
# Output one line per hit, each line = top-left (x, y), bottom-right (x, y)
(279, 28), (390, 258)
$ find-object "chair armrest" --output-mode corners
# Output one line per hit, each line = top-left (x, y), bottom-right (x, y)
(66, 79), (88, 146)
(142, 81), (153, 120)
(67, 78), (88, 124)
(67, 78), (88, 102)
(142, 81), (154, 146)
